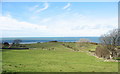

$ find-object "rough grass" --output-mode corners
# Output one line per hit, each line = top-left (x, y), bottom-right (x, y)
(2, 42), (118, 72)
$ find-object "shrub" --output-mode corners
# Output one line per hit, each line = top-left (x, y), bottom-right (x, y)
(76, 38), (91, 51)
(95, 45), (110, 59)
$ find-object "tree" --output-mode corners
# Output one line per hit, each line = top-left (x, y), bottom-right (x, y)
(99, 28), (120, 58)
(12, 39), (22, 47)
(2, 42), (9, 48)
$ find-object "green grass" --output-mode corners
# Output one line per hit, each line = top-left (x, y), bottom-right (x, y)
(2, 42), (118, 72)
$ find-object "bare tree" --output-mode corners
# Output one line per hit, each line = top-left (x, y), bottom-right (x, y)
(100, 28), (120, 58)
(12, 39), (22, 47)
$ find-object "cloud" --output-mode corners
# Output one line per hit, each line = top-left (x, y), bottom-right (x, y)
(0, 12), (117, 37)
(63, 3), (71, 10)
(0, 16), (48, 37)
(29, 5), (39, 11)
(0, 16), (47, 31)
(39, 13), (117, 37)
(35, 3), (49, 13)
(41, 18), (52, 23)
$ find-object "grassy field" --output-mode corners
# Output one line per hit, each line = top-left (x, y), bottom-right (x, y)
(2, 42), (118, 72)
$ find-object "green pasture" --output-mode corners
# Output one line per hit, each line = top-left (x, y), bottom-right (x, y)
(2, 42), (118, 72)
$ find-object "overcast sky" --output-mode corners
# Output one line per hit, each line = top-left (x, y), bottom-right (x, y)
(0, 2), (118, 37)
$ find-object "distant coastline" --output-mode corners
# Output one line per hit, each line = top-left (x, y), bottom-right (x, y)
(1, 37), (100, 44)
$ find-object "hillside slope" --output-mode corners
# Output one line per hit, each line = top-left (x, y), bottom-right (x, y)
(2, 42), (118, 72)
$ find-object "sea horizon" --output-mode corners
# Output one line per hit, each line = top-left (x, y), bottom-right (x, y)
(1, 37), (100, 44)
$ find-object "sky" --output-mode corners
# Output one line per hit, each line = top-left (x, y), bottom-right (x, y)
(0, 2), (118, 37)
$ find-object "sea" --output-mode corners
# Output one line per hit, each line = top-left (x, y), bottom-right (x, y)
(1, 37), (100, 44)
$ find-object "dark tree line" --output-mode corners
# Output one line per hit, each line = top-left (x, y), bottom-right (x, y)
(2, 39), (22, 48)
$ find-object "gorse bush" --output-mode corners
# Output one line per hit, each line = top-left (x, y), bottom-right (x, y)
(76, 38), (91, 51)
